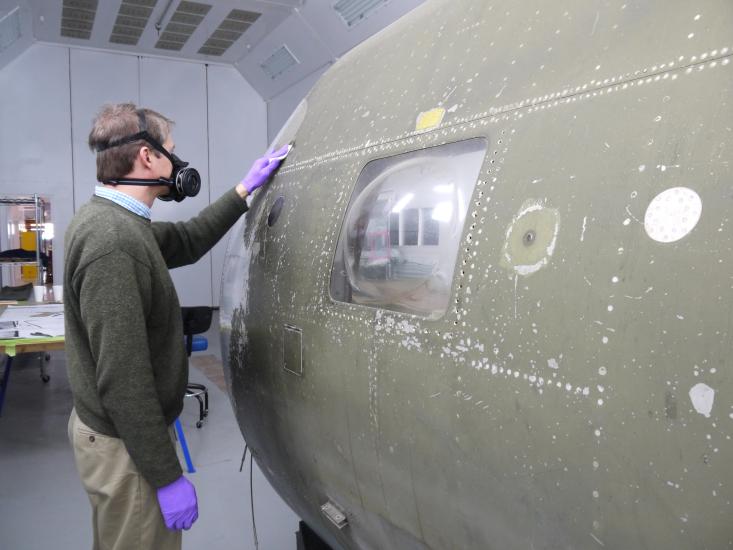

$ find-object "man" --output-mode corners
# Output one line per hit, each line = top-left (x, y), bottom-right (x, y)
(64, 102), (289, 549)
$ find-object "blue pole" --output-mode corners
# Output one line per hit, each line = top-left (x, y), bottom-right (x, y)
(174, 417), (196, 473)
(0, 355), (13, 417)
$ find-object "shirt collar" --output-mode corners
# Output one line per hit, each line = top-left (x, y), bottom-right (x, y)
(94, 186), (152, 220)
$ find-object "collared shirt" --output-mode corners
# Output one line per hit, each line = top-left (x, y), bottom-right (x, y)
(94, 186), (152, 220)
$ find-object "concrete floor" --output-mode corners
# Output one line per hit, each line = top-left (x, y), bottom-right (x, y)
(0, 314), (300, 550)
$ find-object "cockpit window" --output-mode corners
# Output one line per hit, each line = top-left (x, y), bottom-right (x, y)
(330, 138), (488, 318)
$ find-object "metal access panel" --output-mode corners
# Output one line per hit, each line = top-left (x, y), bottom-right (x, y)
(283, 324), (303, 376)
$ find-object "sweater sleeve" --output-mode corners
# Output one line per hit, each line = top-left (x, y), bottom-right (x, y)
(77, 248), (183, 488)
(152, 188), (248, 269)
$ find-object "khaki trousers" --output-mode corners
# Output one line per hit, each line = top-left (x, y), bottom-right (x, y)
(68, 409), (181, 550)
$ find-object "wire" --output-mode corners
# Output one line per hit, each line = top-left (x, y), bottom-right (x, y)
(240, 444), (248, 472)
(239, 443), (259, 550)
(250, 451), (259, 550)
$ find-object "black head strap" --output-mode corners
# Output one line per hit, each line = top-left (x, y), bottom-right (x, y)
(95, 109), (171, 162)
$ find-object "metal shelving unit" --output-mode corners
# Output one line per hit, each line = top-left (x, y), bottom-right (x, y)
(0, 194), (47, 287)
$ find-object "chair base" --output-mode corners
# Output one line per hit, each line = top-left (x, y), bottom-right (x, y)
(185, 383), (209, 428)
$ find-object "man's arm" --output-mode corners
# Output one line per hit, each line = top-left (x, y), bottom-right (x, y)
(151, 145), (291, 269)
(151, 188), (248, 269)
(78, 249), (182, 488)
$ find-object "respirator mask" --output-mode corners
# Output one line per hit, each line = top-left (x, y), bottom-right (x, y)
(96, 110), (201, 202)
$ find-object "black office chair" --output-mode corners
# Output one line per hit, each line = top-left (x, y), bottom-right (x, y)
(181, 306), (213, 428)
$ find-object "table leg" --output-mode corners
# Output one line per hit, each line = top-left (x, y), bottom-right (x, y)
(39, 352), (50, 383)
(0, 355), (13, 417)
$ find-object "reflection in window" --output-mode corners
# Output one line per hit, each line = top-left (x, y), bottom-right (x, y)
(330, 138), (488, 318)
(389, 213), (399, 246)
(403, 209), (419, 245)
(421, 208), (439, 246)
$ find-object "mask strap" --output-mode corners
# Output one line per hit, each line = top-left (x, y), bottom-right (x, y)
(137, 109), (147, 133)
(105, 177), (172, 186)
(95, 109), (176, 166)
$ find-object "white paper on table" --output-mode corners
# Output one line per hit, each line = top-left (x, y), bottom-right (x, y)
(0, 304), (65, 338)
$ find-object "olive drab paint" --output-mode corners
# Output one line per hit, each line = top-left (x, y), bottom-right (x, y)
(220, 1), (733, 548)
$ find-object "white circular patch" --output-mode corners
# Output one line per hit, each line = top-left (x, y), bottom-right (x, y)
(644, 187), (702, 243)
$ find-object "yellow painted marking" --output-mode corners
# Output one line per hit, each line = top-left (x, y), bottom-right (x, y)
(415, 107), (446, 131)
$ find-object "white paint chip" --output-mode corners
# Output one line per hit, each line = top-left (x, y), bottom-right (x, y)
(644, 187), (702, 243)
(689, 383), (715, 418)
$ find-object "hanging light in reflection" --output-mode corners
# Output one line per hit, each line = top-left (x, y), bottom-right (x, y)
(42, 222), (54, 240)
(433, 184), (454, 194)
(456, 191), (466, 222)
(432, 201), (453, 222)
(391, 193), (415, 213)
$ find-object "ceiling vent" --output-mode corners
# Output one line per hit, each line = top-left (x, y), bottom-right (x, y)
(110, 0), (156, 46)
(0, 7), (21, 53)
(198, 8), (260, 57)
(155, 0), (211, 51)
(260, 44), (299, 80)
(333, 0), (390, 28)
(61, 0), (98, 40)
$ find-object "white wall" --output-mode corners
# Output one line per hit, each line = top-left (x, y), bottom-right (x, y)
(0, 44), (74, 289)
(207, 64), (267, 303)
(0, 43), (266, 307)
(70, 49), (140, 213)
(266, 65), (327, 144)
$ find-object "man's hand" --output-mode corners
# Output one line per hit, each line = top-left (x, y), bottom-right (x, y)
(157, 475), (199, 530)
(237, 144), (292, 197)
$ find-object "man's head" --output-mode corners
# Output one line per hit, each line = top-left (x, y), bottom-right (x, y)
(88, 103), (174, 183)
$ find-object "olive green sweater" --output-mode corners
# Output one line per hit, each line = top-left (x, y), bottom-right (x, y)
(64, 189), (247, 488)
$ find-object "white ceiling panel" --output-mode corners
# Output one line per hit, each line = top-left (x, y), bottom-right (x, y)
(3, 0), (426, 103)
(234, 9), (333, 100)
(234, 0), (426, 101)
(0, 1), (34, 71)
(29, 0), (296, 64)
(298, 0), (424, 58)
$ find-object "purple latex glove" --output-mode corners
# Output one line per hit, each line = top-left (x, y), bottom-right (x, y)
(241, 144), (292, 194)
(157, 475), (199, 531)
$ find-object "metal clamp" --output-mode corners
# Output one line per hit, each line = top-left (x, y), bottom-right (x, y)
(321, 501), (348, 529)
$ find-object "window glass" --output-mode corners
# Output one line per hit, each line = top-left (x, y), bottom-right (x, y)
(403, 208), (419, 245)
(389, 213), (400, 246)
(330, 138), (488, 318)
(421, 208), (439, 246)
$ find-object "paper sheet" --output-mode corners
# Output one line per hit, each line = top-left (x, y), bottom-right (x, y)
(0, 304), (65, 338)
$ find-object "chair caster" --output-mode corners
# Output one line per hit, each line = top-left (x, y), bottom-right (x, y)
(196, 420), (203, 429)
(41, 374), (50, 383)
